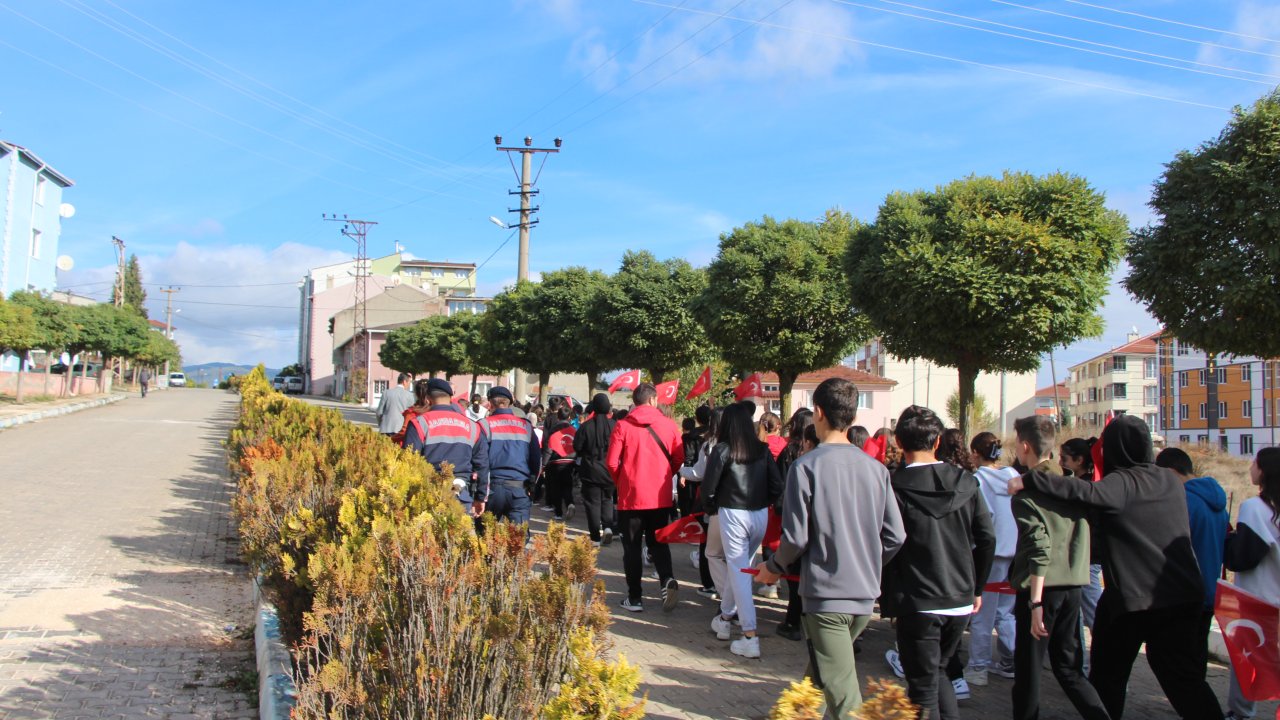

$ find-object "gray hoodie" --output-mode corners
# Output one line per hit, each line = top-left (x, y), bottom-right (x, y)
(766, 443), (906, 615)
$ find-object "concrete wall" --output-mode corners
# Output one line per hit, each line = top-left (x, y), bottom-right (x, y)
(0, 146), (69, 296)
(0, 370), (102, 396)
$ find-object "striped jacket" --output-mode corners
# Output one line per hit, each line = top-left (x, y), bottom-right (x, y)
(480, 409), (542, 490)
(404, 403), (490, 500)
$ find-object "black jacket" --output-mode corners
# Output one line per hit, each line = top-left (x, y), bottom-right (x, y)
(882, 462), (996, 615)
(702, 441), (784, 514)
(572, 414), (615, 486)
(1022, 414), (1204, 617)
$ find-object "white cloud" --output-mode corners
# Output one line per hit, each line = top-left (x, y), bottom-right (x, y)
(1197, 2), (1280, 79)
(61, 241), (350, 369)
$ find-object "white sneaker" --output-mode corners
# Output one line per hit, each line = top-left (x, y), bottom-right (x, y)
(710, 614), (733, 640)
(730, 635), (761, 659)
(952, 677), (971, 700)
(689, 549), (701, 569)
(755, 583), (779, 599)
(885, 648), (905, 679)
(963, 667), (988, 686)
(643, 547), (653, 566)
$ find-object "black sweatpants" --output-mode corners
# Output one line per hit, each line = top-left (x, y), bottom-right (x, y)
(580, 483), (615, 542)
(1012, 588), (1109, 720)
(896, 611), (967, 720)
(619, 508), (675, 603)
(545, 463), (575, 517)
(1090, 595), (1221, 720)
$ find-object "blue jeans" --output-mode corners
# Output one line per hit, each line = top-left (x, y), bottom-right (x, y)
(969, 558), (1015, 671)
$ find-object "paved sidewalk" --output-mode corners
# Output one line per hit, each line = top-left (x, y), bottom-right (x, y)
(0, 389), (255, 719)
(0, 393), (125, 430)
(531, 504), (1278, 720)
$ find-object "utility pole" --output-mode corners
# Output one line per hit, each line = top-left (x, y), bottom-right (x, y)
(495, 134), (561, 402)
(111, 236), (126, 307)
(324, 214), (377, 405)
(161, 286), (179, 385)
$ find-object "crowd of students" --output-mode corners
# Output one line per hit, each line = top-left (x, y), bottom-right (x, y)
(380, 371), (1280, 720)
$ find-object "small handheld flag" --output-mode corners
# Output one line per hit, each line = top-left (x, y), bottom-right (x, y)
(608, 369), (642, 393)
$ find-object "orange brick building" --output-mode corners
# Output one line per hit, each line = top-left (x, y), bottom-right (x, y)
(1157, 334), (1280, 455)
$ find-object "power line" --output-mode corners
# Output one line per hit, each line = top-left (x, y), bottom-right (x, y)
(1061, 0), (1280, 46)
(628, 0), (1230, 111)
(986, 0), (1280, 61)
(847, 0), (1279, 84)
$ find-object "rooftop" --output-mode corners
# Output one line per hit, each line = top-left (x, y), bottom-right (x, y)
(761, 365), (898, 388)
(1068, 329), (1162, 370)
(0, 141), (74, 187)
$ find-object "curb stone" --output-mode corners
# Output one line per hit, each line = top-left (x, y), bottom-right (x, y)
(0, 393), (126, 430)
(254, 578), (296, 720)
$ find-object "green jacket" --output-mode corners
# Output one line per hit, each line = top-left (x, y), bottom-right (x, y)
(1011, 461), (1092, 591)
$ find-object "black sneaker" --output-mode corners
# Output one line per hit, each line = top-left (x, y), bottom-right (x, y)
(619, 598), (643, 613)
(662, 578), (679, 612)
(601, 529), (613, 547)
(776, 623), (803, 642)
(564, 504), (576, 522)
(695, 586), (718, 600)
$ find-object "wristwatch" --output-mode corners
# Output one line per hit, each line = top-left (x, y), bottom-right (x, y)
(1029, 600), (1044, 610)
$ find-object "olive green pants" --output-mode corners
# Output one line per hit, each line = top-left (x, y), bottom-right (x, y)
(802, 612), (872, 720)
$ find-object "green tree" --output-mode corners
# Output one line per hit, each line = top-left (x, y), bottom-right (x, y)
(847, 171), (1128, 439)
(443, 311), (503, 398)
(80, 303), (150, 387)
(697, 211), (872, 420)
(121, 254), (148, 318)
(277, 363), (304, 378)
(481, 281), (556, 403)
(0, 297), (39, 402)
(10, 291), (78, 403)
(669, 359), (738, 420)
(1126, 90), (1280, 360)
(945, 390), (997, 434)
(591, 251), (710, 384)
(526, 267), (612, 395)
(133, 331), (182, 369)
(380, 315), (468, 379)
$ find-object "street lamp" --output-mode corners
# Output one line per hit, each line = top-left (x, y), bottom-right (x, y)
(488, 216), (508, 229)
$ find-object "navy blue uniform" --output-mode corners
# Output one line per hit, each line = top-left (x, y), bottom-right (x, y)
(479, 408), (541, 526)
(404, 403), (489, 506)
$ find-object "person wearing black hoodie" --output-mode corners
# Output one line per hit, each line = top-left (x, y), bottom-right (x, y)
(883, 405), (996, 720)
(1009, 414), (1221, 720)
(573, 393), (617, 546)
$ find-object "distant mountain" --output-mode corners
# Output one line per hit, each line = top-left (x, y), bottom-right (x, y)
(183, 362), (281, 382)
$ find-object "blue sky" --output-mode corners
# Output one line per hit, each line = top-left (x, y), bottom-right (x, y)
(3, 0), (1277, 380)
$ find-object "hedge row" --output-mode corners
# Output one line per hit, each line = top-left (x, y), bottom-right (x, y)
(228, 367), (644, 719)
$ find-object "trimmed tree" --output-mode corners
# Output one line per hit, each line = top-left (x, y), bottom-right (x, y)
(0, 298), (39, 402)
(481, 281), (556, 404)
(1126, 90), (1280, 359)
(591, 251), (710, 384)
(442, 311), (502, 399)
(526, 267), (612, 396)
(381, 315), (468, 379)
(697, 211), (872, 421)
(847, 171), (1128, 439)
(80, 303), (151, 390)
(10, 291), (79, 402)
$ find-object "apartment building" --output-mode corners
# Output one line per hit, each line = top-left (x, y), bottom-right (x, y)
(1157, 335), (1279, 456)
(1067, 331), (1160, 433)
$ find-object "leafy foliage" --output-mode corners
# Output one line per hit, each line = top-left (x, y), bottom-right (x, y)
(847, 171), (1127, 436)
(9, 291), (77, 355)
(526, 267), (611, 389)
(77, 302), (151, 365)
(0, 296), (38, 355)
(481, 281), (556, 394)
(122, 254), (148, 318)
(1125, 90), (1280, 358)
(380, 314), (469, 378)
(944, 390), (996, 433)
(590, 251), (710, 383)
(698, 211), (871, 419)
(133, 331), (182, 368)
(769, 678), (824, 719)
(229, 369), (635, 719)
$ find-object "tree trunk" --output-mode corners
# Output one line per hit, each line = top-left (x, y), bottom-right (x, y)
(44, 356), (54, 399)
(1049, 350), (1062, 428)
(470, 372), (478, 399)
(778, 370), (797, 425)
(585, 367), (600, 398)
(957, 364), (978, 441)
(538, 371), (550, 406)
(15, 353), (27, 404)
(648, 369), (665, 385)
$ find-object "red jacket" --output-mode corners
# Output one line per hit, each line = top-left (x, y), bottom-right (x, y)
(606, 405), (685, 511)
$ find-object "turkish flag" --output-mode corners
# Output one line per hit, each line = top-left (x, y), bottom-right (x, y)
(685, 366), (713, 400)
(734, 372), (763, 401)
(608, 369), (641, 393)
(655, 380), (680, 405)
(1091, 412), (1113, 481)
(863, 436), (887, 464)
(656, 513), (706, 544)
(1215, 580), (1280, 701)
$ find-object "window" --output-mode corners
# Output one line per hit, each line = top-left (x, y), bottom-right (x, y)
(1243, 435), (1255, 455)
(1198, 369), (1206, 386)
(1144, 386), (1158, 406)
(35, 175), (46, 206)
(764, 384), (779, 393)
(1199, 403), (1207, 419)
(373, 379), (389, 395)
(1112, 355), (1127, 372)
(1144, 357), (1157, 379)
(403, 267), (422, 276)
(431, 269), (445, 277)
(1177, 341), (1190, 356)
(454, 269), (469, 278)
(768, 400), (781, 414)
(1103, 386), (1113, 401)
(1087, 388), (1098, 402)
(1242, 365), (1253, 382)
(29, 228), (41, 259)
(858, 391), (873, 409)
(1218, 401), (1228, 419)
(1112, 383), (1127, 400)
(1180, 434), (1191, 444)
(1220, 435), (1230, 452)
(1217, 368), (1228, 384)
(1243, 400), (1253, 419)
(1144, 412), (1157, 428)
(1179, 372), (1189, 388)
(1180, 403), (1189, 420)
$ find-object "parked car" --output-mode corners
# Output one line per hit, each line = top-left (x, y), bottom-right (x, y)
(285, 376), (304, 394)
(169, 372), (187, 387)
(272, 376), (287, 391)
(50, 362), (101, 375)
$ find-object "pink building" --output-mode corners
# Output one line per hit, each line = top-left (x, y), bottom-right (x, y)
(750, 366), (898, 428)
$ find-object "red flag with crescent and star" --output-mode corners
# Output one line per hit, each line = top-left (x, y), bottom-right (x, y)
(733, 372), (764, 401)
(685, 366), (712, 400)
(608, 369), (642, 393)
(1215, 580), (1280, 701)
(655, 380), (680, 405)
(655, 513), (706, 544)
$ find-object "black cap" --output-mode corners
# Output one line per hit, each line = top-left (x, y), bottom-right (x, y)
(426, 378), (453, 396)
(487, 386), (514, 401)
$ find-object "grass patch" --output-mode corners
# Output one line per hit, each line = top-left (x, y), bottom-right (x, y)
(0, 394), (59, 405)
(222, 664), (259, 708)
